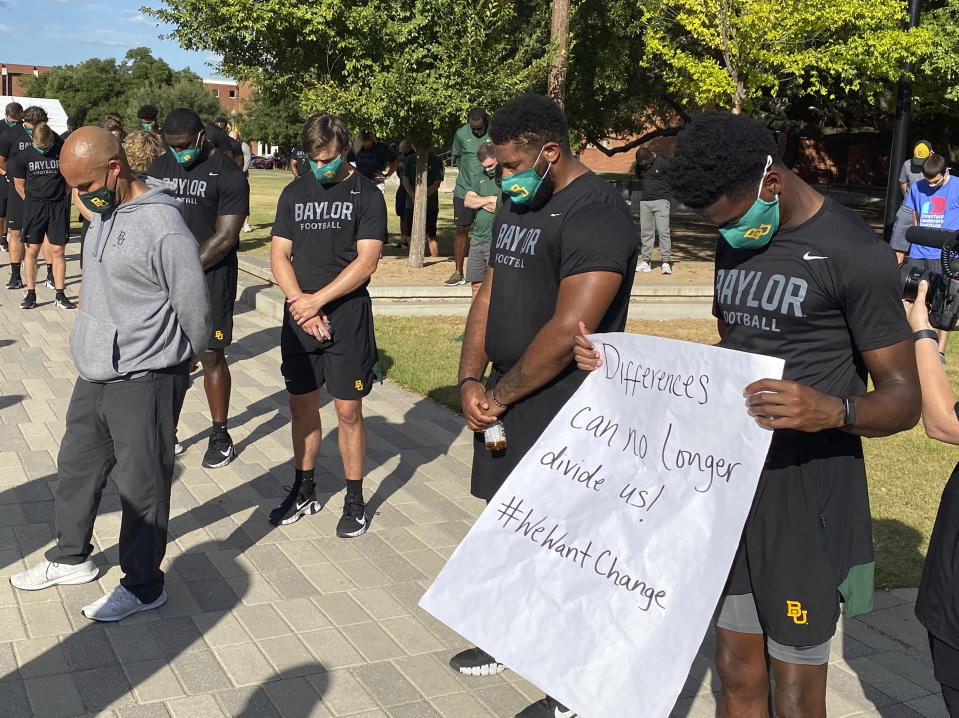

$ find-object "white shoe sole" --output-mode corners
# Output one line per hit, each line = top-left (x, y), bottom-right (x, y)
(336, 519), (368, 538)
(202, 447), (236, 468)
(457, 663), (506, 676)
(277, 500), (321, 526)
(82, 590), (167, 622)
(11, 563), (99, 591)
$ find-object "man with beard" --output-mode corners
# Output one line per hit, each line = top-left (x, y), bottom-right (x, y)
(448, 107), (490, 285)
(450, 93), (637, 718)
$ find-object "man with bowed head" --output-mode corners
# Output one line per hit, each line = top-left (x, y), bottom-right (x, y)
(576, 111), (920, 718)
(9, 127), (211, 621)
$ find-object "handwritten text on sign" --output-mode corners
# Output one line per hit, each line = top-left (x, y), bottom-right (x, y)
(420, 333), (783, 718)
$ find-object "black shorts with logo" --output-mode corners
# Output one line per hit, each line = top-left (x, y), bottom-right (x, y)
(7, 189), (23, 230)
(404, 206), (439, 237)
(0, 175), (8, 219)
(23, 198), (69, 246)
(280, 291), (380, 400)
(205, 252), (238, 350)
(453, 195), (476, 227)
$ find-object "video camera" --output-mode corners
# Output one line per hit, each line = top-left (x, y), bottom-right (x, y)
(902, 227), (959, 330)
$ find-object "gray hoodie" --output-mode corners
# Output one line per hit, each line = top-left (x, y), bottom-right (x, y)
(70, 186), (212, 382)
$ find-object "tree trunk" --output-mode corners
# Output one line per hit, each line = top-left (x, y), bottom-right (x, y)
(408, 143), (429, 268)
(547, 0), (571, 108)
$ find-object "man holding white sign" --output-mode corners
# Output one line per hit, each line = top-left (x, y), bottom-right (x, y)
(578, 112), (921, 717)
(451, 92), (637, 715)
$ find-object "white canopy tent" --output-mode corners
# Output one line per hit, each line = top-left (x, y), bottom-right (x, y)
(0, 96), (68, 134)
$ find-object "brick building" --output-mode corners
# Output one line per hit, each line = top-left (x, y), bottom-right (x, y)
(0, 63), (52, 97)
(202, 78), (252, 116)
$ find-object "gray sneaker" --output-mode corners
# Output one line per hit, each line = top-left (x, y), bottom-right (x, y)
(10, 558), (99, 591)
(82, 585), (167, 622)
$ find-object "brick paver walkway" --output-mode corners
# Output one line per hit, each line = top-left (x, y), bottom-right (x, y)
(0, 254), (951, 717)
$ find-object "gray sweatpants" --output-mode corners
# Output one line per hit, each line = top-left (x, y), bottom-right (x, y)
(46, 369), (188, 603)
(640, 199), (671, 262)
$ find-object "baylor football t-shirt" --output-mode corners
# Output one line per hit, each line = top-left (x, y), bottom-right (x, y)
(9, 134), (65, 201)
(147, 147), (250, 269)
(271, 170), (387, 293)
(713, 197), (912, 645)
(0, 124), (31, 161)
(486, 171), (638, 371)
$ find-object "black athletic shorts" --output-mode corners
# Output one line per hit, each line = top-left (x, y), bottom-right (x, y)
(395, 185), (408, 217)
(404, 206), (439, 237)
(280, 291), (380, 399)
(7, 190), (23, 230)
(23, 198), (69, 246)
(453, 195), (476, 227)
(723, 430), (875, 648)
(0, 175), (7, 219)
(205, 252), (238, 350)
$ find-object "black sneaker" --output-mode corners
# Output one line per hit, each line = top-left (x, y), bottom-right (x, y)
(335, 492), (367, 537)
(515, 696), (577, 718)
(6, 275), (23, 290)
(449, 647), (506, 677)
(54, 294), (75, 310)
(0, 238), (7, 252)
(44, 276), (55, 290)
(201, 430), (235, 468)
(20, 291), (36, 310)
(269, 479), (320, 526)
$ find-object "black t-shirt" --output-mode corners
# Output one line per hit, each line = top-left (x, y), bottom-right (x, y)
(204, 123), (241, 159)
(292, 146), (311, 176)
(147, 147), (250, 267)
(10, 134), (65, 202)
(0, 124), (32, 161)
(713, 197), (910, 397)
(271, 170), (387, 293)
(350, 142), (396, 181)
(633, 154), (670, 202)
(486, 171), (638, 371)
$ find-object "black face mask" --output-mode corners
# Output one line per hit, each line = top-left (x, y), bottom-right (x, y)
(471, 125), (487, 138)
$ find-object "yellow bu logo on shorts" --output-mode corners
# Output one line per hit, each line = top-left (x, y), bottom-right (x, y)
(214, 330), (223, 340)
(743, 224), (772, 240)
(786, 600), (808, 625)
(354, 380), (364, 391)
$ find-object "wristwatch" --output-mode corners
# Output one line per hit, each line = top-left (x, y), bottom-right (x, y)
(840, 396), (856, 428)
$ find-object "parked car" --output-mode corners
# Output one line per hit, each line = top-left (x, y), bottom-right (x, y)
(250, 155), (275, 169)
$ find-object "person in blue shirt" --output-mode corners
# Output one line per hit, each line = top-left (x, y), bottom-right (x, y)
(905, 153), (959, 359)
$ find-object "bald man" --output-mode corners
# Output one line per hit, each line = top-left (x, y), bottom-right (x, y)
(9, 127), (211, 622)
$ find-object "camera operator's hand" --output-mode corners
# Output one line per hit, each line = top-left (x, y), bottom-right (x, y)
(904, 280), (934, 332)
(744, 378), (844, 432)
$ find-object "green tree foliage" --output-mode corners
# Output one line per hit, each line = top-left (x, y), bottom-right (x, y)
(21, 47), (221, 127)
(147, 0), (552, 265)
(642, 0), (928, 114)
(238, 85), (305, 153)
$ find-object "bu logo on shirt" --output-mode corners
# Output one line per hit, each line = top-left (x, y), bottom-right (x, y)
(89, 196), (110, 209)
(786, 600), (808, 625)
(744, 224), (772, 240)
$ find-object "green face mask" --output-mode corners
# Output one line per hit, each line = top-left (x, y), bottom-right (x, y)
(4, 120), (15, 128)
(170, 133), (203, 166)
(501, 146), (549, 205)
(78, 186), (116, 215)
(308, 155), (343, 183)
(33, 144), (49, 156)
(142, 122), (156, 131)
(24, 126), (33, 137)
(485, 168), (496, 179)
(718, 155), (780, 250)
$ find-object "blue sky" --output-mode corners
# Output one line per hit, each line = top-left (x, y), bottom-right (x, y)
(0, 0), (230, 79)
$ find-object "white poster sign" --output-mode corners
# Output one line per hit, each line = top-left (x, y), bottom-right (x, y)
(420, 333), (784, 717)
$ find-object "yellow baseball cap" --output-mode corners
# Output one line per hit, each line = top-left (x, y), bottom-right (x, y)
(913, 140), (933, 168)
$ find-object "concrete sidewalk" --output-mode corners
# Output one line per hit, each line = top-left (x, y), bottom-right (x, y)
(0, 255), (950, 717)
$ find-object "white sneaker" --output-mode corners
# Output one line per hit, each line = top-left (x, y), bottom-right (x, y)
(10, 558), (99, 591)
(662, 262), (672, 275)
(242, 222), (253, 233)
(174, 441), (185, 456)
(82, 585), (167, 622)
(636, 261), (651, 273)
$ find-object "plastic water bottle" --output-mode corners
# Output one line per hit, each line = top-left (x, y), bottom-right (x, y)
(484, 420), (507, 451)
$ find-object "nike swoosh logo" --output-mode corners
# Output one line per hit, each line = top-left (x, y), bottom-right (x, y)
(220, 449), (232, 457)
(351, 190), (361, 194)
(550, 213), (564, 217)
(209, 173), (219, 176)
(803, 252), (828, 260)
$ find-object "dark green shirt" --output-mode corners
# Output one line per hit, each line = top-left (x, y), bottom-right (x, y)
(451, 123), (490, 199)
(403, 152), (444, 211)
(470, 173), (500, 243)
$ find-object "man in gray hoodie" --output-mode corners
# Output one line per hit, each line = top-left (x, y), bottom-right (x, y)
(9, 127), (212, 622)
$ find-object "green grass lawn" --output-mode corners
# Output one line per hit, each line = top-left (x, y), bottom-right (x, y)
(374, 315), (959, 589)
(240, 169), (459, 259)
